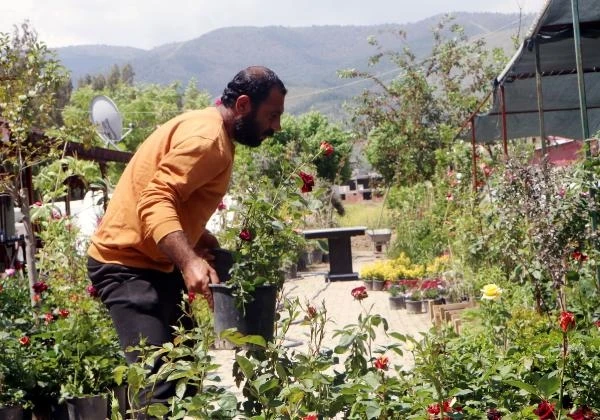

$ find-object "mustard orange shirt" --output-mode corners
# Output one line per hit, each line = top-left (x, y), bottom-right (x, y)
(88, 107), (234, 272)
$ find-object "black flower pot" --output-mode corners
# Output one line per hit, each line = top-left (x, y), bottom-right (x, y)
(405, 300), (423, 314)
(210, 283), (278, 350)
(388, 295), (406, 310)
(0, 406), (26, 420)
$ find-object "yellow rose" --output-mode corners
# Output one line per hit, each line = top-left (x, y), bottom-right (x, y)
(481, 283), (503, 300)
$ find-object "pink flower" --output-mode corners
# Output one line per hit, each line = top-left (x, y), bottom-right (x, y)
(215, 97), (222, 106)
(4, 268), (16, 277)
(446, 192), (454, 201)
(320, 141), (334, 157)
(188, 291), (196, 303)
(374, 355), (389, 370)
(51, 209), (62, 220)
(299, 171), (315, 193)
(351, 286), (368, 300)
(217, 201), (227, 211)
(32, 281), (48, 294)
(44, 313), (54, 324)
(33, 201), (42, 207)
(239, 229), (252, 242)
(86, 284), (99, 297)
(302, 414), (318, 420)
(533, 400), (555, 419)
(558, 188), (566, 198)
(560, 311), (576, 333)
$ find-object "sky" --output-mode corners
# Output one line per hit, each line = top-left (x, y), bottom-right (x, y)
(0, 0), (547, 50)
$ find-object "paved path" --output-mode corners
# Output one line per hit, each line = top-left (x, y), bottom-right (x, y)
(208, 249), (432, 393)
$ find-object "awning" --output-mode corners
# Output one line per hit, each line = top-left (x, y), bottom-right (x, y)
(463, 0), (600, 143)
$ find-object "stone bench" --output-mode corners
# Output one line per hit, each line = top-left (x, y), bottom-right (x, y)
(302, 226), (366, 281)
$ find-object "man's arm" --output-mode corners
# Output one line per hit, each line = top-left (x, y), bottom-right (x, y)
(157, 230), (219, 308)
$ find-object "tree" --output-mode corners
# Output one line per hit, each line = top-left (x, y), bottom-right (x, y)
(0, 22), (69, 304)
(341, 16), (506, 185)
(182, 78), (211, 111)
(121, 63), (135, 85)
(106, 64), (121, 91)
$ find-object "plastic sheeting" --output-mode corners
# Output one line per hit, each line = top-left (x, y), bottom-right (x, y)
(463, 0), (600, 143)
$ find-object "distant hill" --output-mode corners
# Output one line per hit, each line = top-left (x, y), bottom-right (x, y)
(55, 12), (533, 118)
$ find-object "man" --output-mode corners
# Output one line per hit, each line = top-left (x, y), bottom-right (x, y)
(87, 66), (286, 406)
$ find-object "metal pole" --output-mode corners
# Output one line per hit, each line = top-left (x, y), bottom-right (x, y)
(534, 38), (547, 156)
(571, 0), (599, 288)
(471, 117), (478, 192)
(571, 0), (590, 146)
(500, 85), (509, 160)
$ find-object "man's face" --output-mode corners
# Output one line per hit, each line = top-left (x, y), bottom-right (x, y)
(234, 88), (285, 148)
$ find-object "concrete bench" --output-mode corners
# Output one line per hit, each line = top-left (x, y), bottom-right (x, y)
(303, 226), (366, 281)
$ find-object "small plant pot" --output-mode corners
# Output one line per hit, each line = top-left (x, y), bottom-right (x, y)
(362, 279), (373, 290)
(388, 295), (406, 310)
(405, 300), (423, 314)
(372, 280), (385, 291)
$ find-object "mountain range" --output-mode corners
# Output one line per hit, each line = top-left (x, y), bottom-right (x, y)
(55, 12), (533, 118)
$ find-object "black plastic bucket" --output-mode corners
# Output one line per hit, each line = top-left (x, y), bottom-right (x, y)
(209, 283), (277, 350)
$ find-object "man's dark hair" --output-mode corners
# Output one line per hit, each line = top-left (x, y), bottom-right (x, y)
(220, 66), (286, 108)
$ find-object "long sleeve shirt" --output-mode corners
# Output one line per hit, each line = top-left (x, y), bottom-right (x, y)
(88, 107), (234, 272)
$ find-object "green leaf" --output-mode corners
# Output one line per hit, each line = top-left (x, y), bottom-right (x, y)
(537, 374), (560, 398)
(146, 404), (169, 417)
(235, 355), (255, 379)
(504, 379), (539, 397)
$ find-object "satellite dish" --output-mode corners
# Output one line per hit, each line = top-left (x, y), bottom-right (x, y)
(90, 95), (126, 148)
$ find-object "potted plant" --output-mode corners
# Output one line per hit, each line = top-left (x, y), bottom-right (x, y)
(372, 272), (386, 291)
(211, 142), (334, 347)
(405, 290), (423, 314)
(388, 284), (406, 310)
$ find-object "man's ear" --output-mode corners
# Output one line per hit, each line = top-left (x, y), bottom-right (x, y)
(234, 95), (252, 116)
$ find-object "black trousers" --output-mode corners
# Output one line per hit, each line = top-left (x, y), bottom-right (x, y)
(87, 257), (193, 413)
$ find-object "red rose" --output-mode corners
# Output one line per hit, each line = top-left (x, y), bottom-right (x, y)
(567, 406), (596, 420)
(307, 305), (317, 319)
(239, 229), (252, 241)
(302, 414), (318, 420)
(571, 251), (588, 262)
(86, 284), (99, 297)
(320, 141), (334, 157)
(32, 281), (48, 293)
(217, 201), (227, 211)
(427, 404), (441, 415)
(487, 408), (503, 420)
(299, 171), (315, 193)
(188, 291), (196, 303)
(351, 286), (368, 300)
(533, 400), (556, 420)
(374, 355), (389, 370)
(59, 309), (69, 318)
(560, 311), (576, 333)
(19, 336), (30, 346)
(595, 320), (600, 329)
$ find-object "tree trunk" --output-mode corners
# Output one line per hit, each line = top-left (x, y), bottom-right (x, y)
(19, 188), (39, 306)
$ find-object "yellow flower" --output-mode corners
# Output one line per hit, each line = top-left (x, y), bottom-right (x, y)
(405, 341), (415, 351)
(481, 283), (503, 301)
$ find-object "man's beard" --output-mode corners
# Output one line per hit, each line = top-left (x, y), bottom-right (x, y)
(234, 111), (274, 148)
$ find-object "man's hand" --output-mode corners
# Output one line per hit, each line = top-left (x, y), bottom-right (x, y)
(157, 230), (220, 309)
(181, 255), (220, 309)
